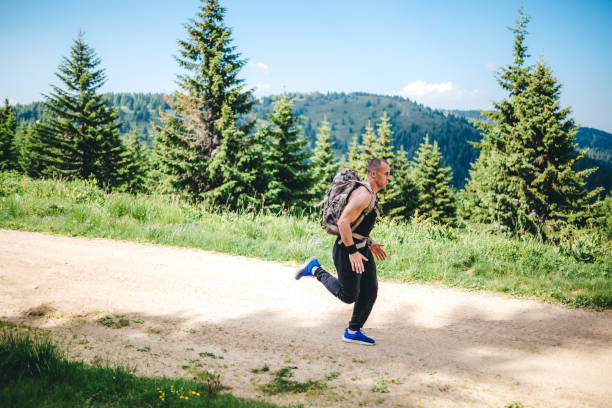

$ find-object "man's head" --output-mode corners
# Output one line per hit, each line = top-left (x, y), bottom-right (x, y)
(366, 158), (390, 192)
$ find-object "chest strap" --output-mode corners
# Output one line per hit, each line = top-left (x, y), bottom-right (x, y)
(339, 232), (371, 249)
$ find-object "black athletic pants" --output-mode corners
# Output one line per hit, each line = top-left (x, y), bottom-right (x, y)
(314, 240), (378, 331)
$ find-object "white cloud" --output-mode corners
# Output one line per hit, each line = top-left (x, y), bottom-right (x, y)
(485, 62), (496, 71)
(391, 80), (458, 99)
(389, 80), (486, 110)
(252, 62), (269, 73)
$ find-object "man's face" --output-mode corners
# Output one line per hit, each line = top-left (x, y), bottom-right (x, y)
(372, 163), (391, 190)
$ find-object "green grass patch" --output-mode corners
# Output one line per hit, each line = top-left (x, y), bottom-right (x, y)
(259, 366), (326, 395)
(1, 171), (610, 309)
(0, 323), (282, 407)
(97, 315), (130, 329)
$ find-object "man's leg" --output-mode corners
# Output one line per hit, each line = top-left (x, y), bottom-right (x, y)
(347, 249), (378, 331)
(313, 241), (360, 304)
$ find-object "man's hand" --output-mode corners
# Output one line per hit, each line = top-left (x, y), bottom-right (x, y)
(349, 251), (368, 274)
(370, 242), (387, 261)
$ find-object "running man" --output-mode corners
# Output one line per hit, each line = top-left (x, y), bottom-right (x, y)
(295, 158), (390, 345)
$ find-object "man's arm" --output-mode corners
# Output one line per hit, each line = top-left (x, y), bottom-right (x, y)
(337, 186), (371, 274)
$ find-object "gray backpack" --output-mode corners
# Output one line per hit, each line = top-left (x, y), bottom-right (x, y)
(317, 169), (377, 236)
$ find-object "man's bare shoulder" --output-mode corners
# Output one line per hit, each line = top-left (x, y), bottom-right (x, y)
(348, 186), (372, 210)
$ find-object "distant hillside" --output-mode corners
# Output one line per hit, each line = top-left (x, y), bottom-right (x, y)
(13, 92), (611, 193)
(249, 92), (482, 188)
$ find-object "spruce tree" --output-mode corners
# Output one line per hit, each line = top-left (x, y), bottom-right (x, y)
(259, 94), (312, 211)
(310, 118), (340, 202)
(356, 120), (378, 177)
(153, 0), (254, 199)
(18, 122), (53, 178)
(121, 130), (150, 193)
(37, 32), (125, 187)
(13, 122), (28, 173)
(376, 112), (394, 163)
(203, 117), (269, 209)
(0, 99), (18, 171)
(374, 112), (397, 210)
(149, 115), (197, 194)
(463, 9), (532, 222)
(345, 133), (361, 171)
(504, 61), (600, 232)
(463, 8), (600, 235)
(413, 136), (456, 224)
(383, 147), (420, 220)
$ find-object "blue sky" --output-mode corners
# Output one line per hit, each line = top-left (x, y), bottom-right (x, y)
(1, 0), (611, 132)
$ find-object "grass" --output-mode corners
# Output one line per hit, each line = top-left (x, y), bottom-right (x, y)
(0, 171), (610, 309)
(258, 366), (326, 395)
(0, 323), (284, 408)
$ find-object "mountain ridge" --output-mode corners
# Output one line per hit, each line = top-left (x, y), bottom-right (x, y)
(12, 91), (611, 193)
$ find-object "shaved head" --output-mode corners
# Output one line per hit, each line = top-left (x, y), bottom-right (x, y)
(367, 158), (388, 173)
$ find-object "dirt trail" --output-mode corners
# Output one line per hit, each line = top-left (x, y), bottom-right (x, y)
(1, 229), (611, 407)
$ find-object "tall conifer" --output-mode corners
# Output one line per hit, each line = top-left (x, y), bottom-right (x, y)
(357, 120), (378, 177)
(376, 112), (394, 162)
(413, 136), (456, 224)
(345, 133), (361, 171)
(463, 8), (532, 225)
(203, 117), (269, 209)
(310, 118), (340, 202)
(374, 112), (397, 210)
(37, 33), (125, 187)
(504, 62), (600, 232)
(18, 122), (54, 178)
(463, 8), (599, 235)
(121, 130), (150, 193)
(0, 99), (18, 171)
(383, 147), (420, 220)
(259, 94), (312, 210)
(153, 0), (254, 199)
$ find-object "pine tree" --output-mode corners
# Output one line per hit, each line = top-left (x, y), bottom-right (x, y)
(13, 122), (28, 173)
(203, 118), (269, 209)
(376, 112), (394, 163)
(310, 117), (340, 202)
(374, 112), (397, 210)
(149, 114), (199, 194)
(154, 0), (254, 199)
(18, 122), (54, 178)
(344, 133), (361, 171)
(259, 94), (313, 211)
(504, 61), (601, 232)
(413, 136), (456, 224)
(462, 8), (533, 225)
(37, 32), (125, 187)
(357, 120), (378, 177)
(121, 130), (150, 193)
(383, 147), (420, 220)
(0, 99), (18, 171)
(462, 8), (600, 235)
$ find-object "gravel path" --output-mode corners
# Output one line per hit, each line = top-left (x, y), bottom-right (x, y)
(1, 229), (611, 407)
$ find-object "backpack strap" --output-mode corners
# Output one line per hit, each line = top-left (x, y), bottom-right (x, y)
(348, 182), (378, 245)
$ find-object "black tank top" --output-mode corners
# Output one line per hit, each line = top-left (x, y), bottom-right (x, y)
(352, 201), (378, 238)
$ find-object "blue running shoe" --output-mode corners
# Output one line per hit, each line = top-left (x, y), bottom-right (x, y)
(295, 257), (320, 280)
(343, 328), (375, 345)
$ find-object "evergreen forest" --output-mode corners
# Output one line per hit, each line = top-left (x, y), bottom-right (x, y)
(1, 1), (611, 245)
(12, 92), (612, 194)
